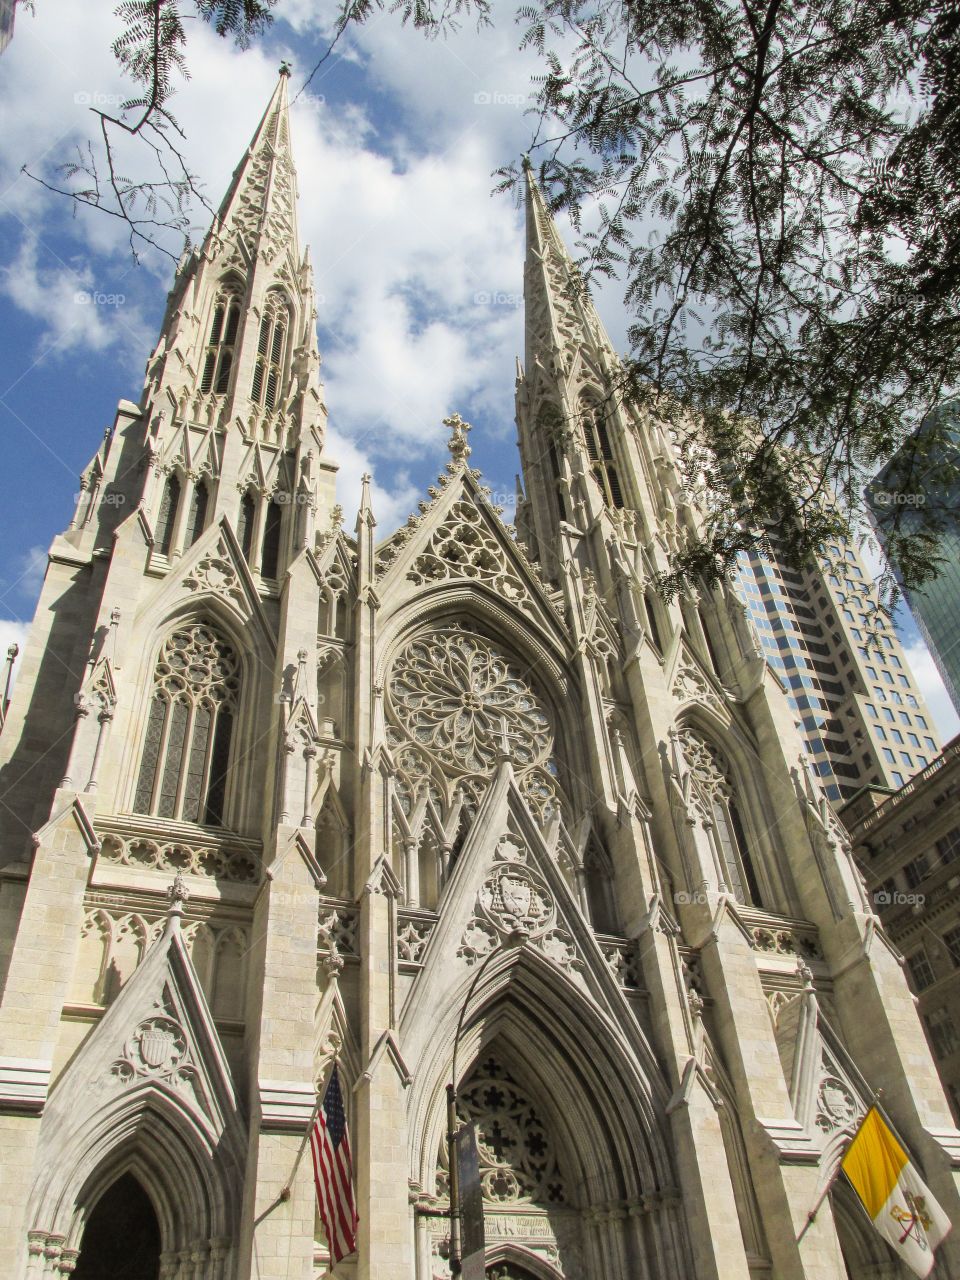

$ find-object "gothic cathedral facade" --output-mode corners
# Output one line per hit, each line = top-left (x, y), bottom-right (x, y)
(0, 70), (958, 1280)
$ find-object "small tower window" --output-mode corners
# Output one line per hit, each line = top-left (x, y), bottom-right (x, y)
(582, 398), (625, 509)
(252, 292), (289, 411)
(154, 474), (181, 557)
(237, 491), (256, 562)
(547, 440), (567, 522)
(538, 406), (567, 525)
(187, 479), (208, 546)
(644, 591), (664, 652)
(133, 623), (240, 826)
(697, 604), (723, 676)
(201, 283), (242, 396)
(261, 499), (283, 579)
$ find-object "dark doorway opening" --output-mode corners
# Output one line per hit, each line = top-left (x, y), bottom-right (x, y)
(73, 1172), (161, 1280)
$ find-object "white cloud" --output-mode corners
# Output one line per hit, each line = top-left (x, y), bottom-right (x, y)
(325, 425), (420, 533)
(0, 236), (148, 359)
(904, 641), (960, 743)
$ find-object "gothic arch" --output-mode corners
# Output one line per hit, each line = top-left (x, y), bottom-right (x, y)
(673, 711), (795, 912)
(27, 1086), (241, 1272)
(409, 968), (689, 1278)
(117, 595), (275, 835)
(831, 1180), (901, 1279)
(408, 950), (683, 1252)
(484, 1243), (565, 1279)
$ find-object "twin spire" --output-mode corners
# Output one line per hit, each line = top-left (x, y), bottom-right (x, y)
(208, 64), (300, 268)
(521, 159), (617, 386)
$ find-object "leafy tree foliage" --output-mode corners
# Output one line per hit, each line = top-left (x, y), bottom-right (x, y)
(498, 0), (960, 597)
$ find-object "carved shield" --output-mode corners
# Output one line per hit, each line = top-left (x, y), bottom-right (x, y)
(500, 874), (532, 919)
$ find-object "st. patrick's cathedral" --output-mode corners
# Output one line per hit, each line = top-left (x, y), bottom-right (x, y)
(0, 68), (958, 1280)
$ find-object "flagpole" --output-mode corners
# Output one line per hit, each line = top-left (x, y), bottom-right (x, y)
(280, 1056), (336, 1202)
(796, 1093), (882, 1243)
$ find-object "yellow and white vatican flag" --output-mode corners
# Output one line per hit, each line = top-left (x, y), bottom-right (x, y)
(841, 1107), (952, 1277)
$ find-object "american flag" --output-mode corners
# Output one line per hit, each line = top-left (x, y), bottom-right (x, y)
(310, 1064), (358, 1263)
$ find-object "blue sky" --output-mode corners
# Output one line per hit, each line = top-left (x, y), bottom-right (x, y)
(0, 0), (956, 738)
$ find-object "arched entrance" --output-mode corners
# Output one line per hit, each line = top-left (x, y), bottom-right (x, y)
(73, 1173), (161, 1279)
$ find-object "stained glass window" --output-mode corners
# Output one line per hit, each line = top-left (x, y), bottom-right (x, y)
(133, 623), (240, 826)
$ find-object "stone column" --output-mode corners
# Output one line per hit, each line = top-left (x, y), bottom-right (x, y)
(236, 824), (322, 1280)
(0, 790), (99, 1277)
(356, 866), (413, 1280)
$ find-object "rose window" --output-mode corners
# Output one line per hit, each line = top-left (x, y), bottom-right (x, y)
(387, 626), (564, 821)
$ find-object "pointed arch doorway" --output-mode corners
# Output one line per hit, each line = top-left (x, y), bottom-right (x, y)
(73, 1173), (161, 1280)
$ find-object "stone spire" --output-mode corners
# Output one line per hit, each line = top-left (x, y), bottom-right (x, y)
(521, 160), (615, 389)
(137, 67), (329, 464)
(210, 64), (300, 269)
(515, 163), (628, 577)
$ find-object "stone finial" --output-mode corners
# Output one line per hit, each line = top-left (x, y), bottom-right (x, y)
(443, 413), (472, 466)
(166, 871), (190, 926)
(797, 957), (815, 990)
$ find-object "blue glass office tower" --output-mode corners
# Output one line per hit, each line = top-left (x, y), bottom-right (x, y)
(868, 403), (960, 717)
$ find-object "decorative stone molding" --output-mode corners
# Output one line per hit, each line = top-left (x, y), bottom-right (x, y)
(407, 500), (530, 606)
(318, 902), (359, 959)
(396, 913), (435, 965)
(671, 659), (723, 713)
(0, 1057), (52, 1113)
(182, 538), (248, 610)
(747, 919), (823, 963)
(104, 1005), (194, 1090)
(815, 1074), (860, 1135)
(599, 938), (644, 991)
(96, 818), (262, 885)
(259, 1079), (317, 1131)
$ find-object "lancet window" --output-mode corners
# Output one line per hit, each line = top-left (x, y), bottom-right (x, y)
(251, 291), (289, 412)
(678, 727), (762, 906)
(644, 590), (664, 653)
(133, 623), (240, 826)
(155, 474), (181, 558)
(260, 499), (283, 578)
(200, 282), (242, 396)
(237, 491), (256, 561)
(582, 396), (624, 509)
(187, 479), (209, 546)
(537, 406), (567, 525)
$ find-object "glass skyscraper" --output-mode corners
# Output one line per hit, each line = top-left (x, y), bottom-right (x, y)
(868, 402), (960, 717)
(736, 537), (942, 805)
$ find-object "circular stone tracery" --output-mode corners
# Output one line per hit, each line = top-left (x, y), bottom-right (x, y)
(388, 627), (554, 777)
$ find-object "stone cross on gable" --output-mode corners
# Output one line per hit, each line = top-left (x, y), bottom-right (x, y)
(443, 413), (472, 466)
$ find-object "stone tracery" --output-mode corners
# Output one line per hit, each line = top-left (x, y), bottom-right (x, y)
(387, 625), (565, 825)
(438, 1055), (567, 1206)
